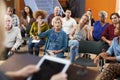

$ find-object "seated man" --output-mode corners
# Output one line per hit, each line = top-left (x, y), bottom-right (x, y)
(94, 21), (120, 64)
(0, 15), (22, 60)
(6, 7), (20, 27)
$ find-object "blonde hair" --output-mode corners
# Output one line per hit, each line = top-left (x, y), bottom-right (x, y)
(51, 16), (62, 26)
(75, 14), (89, 39)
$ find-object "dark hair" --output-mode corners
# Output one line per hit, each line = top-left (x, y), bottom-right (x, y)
(87, 9), (92, 12)
(110, 13), (120, 20)
(7, 7), (13, 13)
(22, 6), (33, 19)
(65, 9), (71, 11)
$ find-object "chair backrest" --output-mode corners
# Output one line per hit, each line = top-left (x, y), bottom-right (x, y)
(78, 40), (109, 55)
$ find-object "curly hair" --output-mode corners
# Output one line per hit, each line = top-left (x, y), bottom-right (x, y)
(33, 10), (47, 19)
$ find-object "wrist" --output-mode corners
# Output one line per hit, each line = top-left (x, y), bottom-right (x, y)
(5, 71), (20, 80)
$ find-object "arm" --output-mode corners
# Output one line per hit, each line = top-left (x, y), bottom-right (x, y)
(88, 26), (94, 40)
(30, 22), (35, 37)
(11, 28), (22, 51)
(5, 65), (39, 80)
(101, 36), (112, 46)
(101, 26), (112, 45)
(53, 32), (68, 54)
(38, 29), (51, 38)
(50, 73), (67, 80)
(62, 33), (68, 52)
(16, 15), (20, 27)
(69, 25), (76, 40)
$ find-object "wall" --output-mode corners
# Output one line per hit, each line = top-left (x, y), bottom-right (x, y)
(85, 0), (117, 23)
(15, 0), (25, 17)
(4, 0), (15, 8)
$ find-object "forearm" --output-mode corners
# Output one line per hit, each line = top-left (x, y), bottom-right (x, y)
(57, 49), (63, 53)
(101, 36), (110, 44)
(13, 38), (22, 49)
(69, 35), (74, 40)
(5, 71), (22, 80)
(106, 56), (117, 61)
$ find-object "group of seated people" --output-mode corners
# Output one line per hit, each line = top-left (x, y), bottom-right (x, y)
(0, 1), (120, 79)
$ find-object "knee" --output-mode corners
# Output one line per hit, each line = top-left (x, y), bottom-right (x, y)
(28, 43), (34, 48)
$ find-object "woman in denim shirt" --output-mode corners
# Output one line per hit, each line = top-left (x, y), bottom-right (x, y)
(39, 16), (68, 58)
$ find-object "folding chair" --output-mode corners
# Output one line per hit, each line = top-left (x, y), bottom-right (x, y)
(73, 40), (109, 67)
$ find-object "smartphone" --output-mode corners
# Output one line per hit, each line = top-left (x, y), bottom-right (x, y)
(27, 55), (71, 80)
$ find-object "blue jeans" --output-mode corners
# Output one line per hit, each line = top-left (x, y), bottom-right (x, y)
(28, 38), (45, 56)
(69, 40), (79, 62)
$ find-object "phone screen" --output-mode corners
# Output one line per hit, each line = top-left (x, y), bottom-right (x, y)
(30, 59), (65, 80)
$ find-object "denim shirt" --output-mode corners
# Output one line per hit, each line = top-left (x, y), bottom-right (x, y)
(107, 37), (120, 61)
(39, 29), (68, 57)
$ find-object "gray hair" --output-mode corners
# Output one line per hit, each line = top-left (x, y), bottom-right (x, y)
(98, 10), (108, 18)
(54, 6), (60, 11)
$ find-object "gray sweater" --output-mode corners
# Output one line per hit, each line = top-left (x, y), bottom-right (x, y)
(5, 27), (22, 49)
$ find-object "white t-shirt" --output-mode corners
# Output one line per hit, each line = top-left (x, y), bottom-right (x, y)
(62, 17), (77, 34)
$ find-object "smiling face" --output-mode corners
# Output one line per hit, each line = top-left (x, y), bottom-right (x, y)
(4, 15), (12, 31)
(52, 16), (62, 30)
(79, 15), (89, 25)
(54, 7), (60, 16)
(111, 15), (119, 24)
(65, 10), (71, 18)
(6, 7), (13, 16)
(24, 6), (30, 14)
(99, 15), (106, 22)
(114, 23), (120, 36)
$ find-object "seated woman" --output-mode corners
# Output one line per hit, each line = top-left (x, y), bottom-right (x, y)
(39, 16), (68, 58)
(0, 1), (67, 80)
(69, 14), (90, 62)
(94, 21), (120, 64)
(28, 10), (49, 56)
(89, 11), (109, 41)
(20, 6), (35, 45)
(96, 63), (120, 80)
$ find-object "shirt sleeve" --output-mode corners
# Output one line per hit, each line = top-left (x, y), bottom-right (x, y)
(61, 32), (68, 51)
(16, 15), (20, 27)
(116, 56), (120, 61)
(72, 19), (77, 25)
(101, 25), (109, 37)
(13, 28), (22, 49)
(30, 22), (35, 36)
(106, 38), (115, 55)
(39, 29), (51, 38)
